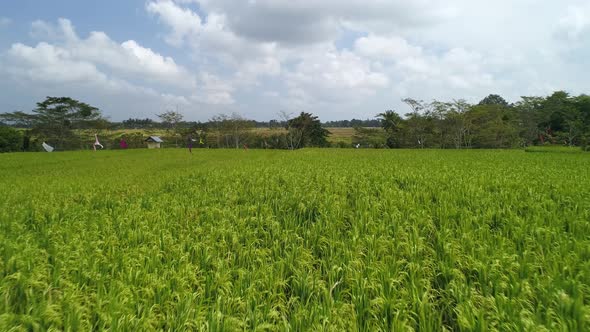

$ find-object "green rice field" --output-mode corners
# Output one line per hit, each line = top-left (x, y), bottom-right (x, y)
(0, 149), (589, 331)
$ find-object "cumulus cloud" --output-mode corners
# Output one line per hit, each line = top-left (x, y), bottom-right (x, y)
(556, 3), (590, 41)
(143, 0), (590, 116)
(285, 47), (389, 106)
(144, 0), (501, 112)
(196, 0), (457, 45)
(25, 19), (197, 88)
(3, 40), (192, 107)
(344, 33), (497, 103)
(30, 18), (77, 41)
(191, 73), (235, 105)
(148, 1), (281, 78)
(1, 0), (589, 120)
(6, 42), (108, 84)
(0, 17), (235, 119)
(355, 35), (423, 60)
(146, 0), (202, 46)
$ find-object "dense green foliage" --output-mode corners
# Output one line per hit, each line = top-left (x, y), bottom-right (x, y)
(367, 92), (590, 149)
(1, 149), (589, 330)
(3, 91), (590, 152)
(322, 119), (381, 128)
(0, 97), (104, 151)
(0, 126), (22, 153)
(286, 112), (330, 149)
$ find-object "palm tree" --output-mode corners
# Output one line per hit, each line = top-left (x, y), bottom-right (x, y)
(376, 110), (403, 133)
(376, 110), (403, 148)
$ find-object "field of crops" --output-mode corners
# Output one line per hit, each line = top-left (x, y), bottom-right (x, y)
(1, 149), (589, 331)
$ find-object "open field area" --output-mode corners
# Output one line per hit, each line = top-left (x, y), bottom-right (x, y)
(81, 127), (359, 146)
(1, 149), (589, 330)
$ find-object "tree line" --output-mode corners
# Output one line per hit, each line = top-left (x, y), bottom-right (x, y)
(105, 116), (380, 130)
(0, 97), (330, 151)
(1, 91), (589, 152)
(358, 92), (590, 149)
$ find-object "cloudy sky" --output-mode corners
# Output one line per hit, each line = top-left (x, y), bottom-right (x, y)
(0, 0), (589, 121)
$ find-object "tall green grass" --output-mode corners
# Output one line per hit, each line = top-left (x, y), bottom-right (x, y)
(524, 145), (586, 153)
(0, 149), (589, 331)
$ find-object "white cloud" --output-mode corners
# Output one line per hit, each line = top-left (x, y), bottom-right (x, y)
(283, 47), (389, 110)
(354, 34), (497, 102)
(148, 2), (280, 75)
(143, 0), (590, 116)
(146, 1), (396, 109)
(147, 0), (285, 99)
(6, 42), (108, 84)
(196, 0), (457, 45)
(146, 0), (202, 46)
(191, 73), (235, 105)
(121, 40), (194, 84)
(355, 35), (423, 60)
(3, 41), (193, 105)
(31, 18), (77, 41)
(392, 47), (495, 99)
(556, 3), (590, 41)
(143, 1), (509, 111)
(27, 19), (197, 88)
(2, 0), (590, 121)
(0, 18), (232, 119)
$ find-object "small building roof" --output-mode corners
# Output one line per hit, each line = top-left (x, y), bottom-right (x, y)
(145, 136), (164, 143)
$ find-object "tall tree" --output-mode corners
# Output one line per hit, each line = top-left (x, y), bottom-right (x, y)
(376, 110), (403, 148)
(286, 112), (330, 149)
(402, 98), (429, 148)
(478, 94), (510, 107)
(227, 113), (254, 149)
(209, 114), (228, 148)
(573, 95), (590, 148)
(157, 109), (184, 146)
(514, 96), (545, 146)
(466, 103), (518, 148)
(157, 111), (184, 128)
(0, 111), (36, 128)
(446, 101), (472, 148)
(539, 91), (588, 146)
(157, 110), (184, 130)
(0, 96), (102, 149)
(428, 101), (453, 148)
(209, 113), (254, 148)
(122, 118), (156, 129)
(353, 127), (387, 148)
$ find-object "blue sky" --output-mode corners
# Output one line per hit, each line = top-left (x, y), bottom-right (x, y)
(1, 0), (589, 121)
(1, 1), (160, 42)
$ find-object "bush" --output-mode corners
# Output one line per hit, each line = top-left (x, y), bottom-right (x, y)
(117, 132), (146, 149)
(249, 133), (289, 149)
(525, 145), (583, 154)
(0, 126), (23, 153)
(335, 141), (349, 148)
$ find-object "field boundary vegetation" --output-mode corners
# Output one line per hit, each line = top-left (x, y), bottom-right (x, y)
(1, 91), (590, 152)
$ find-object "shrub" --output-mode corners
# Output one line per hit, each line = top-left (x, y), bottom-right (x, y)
(335, 141), (349, 148)
(0, 126), (22, 153)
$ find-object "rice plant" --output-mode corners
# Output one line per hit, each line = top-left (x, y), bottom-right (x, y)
(0, 149), (589, 331)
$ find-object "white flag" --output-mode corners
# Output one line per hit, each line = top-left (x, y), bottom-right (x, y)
(42, 142), (54, 152)
(93, 134), (104, 150)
